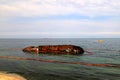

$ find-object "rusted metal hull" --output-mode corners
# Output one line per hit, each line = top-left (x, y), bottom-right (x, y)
(23, 45), (84, 55)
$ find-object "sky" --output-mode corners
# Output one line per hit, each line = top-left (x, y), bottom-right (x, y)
(0, 0), (120, 38)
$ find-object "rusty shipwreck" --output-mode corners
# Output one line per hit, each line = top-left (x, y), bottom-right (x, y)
(23, 45), (84, 55)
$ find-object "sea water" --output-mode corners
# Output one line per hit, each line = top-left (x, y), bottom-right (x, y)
(0, 38), (120, 80)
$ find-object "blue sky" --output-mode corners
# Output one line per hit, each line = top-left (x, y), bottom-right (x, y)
(0, 0), (120, 38)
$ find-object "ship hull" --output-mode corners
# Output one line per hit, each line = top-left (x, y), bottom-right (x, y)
(23, 45), (84, 55)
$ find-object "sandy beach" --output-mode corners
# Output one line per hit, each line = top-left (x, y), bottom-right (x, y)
(0, 72), (26, 80)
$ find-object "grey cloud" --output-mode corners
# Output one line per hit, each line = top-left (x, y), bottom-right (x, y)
(0, 0), (120, 18)
(0, 0), (120, 38)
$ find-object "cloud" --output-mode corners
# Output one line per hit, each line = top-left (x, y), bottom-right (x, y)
(1, 31), (120, 38)
(0, 0), (120, 18)
(0, 19), (119, 38)
(0, 0), (120, 38)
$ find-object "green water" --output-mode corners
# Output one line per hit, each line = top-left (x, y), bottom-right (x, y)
(0, 38), (120, 80)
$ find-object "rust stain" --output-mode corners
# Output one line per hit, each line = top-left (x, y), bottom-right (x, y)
(23, 45), (84, 55)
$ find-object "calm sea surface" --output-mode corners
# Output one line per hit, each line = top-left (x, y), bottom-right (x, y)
(0, 38), (120, 80)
